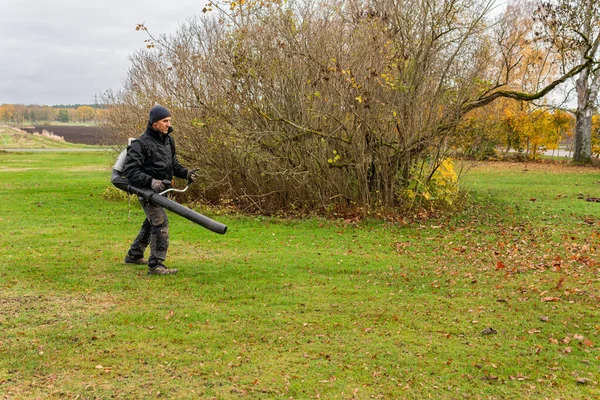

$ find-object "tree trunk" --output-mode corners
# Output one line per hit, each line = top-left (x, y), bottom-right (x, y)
(574, 108), (592, 163)
(573, 68), (595, 164)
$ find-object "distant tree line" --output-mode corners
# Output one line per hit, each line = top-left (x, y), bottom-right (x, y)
(0, 104), (105, 125)
(52, 104), (107, 109)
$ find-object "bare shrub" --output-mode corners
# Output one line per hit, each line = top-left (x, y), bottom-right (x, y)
(102, 0), (574, 215)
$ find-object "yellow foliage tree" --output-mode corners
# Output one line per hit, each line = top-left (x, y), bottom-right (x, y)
(0, 104), (15, 123)
(461, 98), (574, 159)
(592, 115), (600, 157)
(75, 106), (96, 122)
(548, 110), (574, 153)
(505, 107), (574, 157)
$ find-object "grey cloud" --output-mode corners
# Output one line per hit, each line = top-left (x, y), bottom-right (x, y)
(0, 0), (200, 105)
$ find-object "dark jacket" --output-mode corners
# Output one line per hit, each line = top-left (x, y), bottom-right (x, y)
(123, 124), (189, 189)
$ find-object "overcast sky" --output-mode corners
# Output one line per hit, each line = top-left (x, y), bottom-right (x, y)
(1, 0), (202, 106)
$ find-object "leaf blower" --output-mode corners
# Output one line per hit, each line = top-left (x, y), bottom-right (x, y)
(111, 146), (227, 235)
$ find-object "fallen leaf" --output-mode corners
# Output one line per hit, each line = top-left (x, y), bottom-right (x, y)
(509, 373), (527, 381)
(541, 297), (560, 302)
(482, 375), (498, 381)
(481, 327), (497, 335)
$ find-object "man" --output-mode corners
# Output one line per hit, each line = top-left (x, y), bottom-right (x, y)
(122, 104), (197, 275)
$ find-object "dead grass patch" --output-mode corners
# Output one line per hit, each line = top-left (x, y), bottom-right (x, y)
(0, 292), (118, 327)
(0, 167), (38, 172)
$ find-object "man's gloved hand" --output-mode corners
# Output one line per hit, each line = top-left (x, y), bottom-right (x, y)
(151, 179), (166, 192)
(187, 168), (199, 183)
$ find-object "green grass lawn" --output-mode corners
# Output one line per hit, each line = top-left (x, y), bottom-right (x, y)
(0, 152), (598, 399)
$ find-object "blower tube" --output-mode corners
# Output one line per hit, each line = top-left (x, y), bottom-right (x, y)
(111, 169), (227, 235)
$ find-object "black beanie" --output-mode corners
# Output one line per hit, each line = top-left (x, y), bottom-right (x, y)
(149, 105), (171, 124)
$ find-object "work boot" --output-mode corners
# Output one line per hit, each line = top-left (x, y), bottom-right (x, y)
(148, 263), (178, 275)
(125, 255), (147, 265)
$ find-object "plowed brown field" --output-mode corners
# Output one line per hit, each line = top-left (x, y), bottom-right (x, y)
(21, 125), (117, 145)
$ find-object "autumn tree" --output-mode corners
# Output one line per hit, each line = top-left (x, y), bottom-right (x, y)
(0, 104), (15, 124)
(28, 106), (57, 124)
(534, 0), (600, 164)
(459, 97), (574, 159)
(8, 104), (27, 127)
(548, 109), (574, 153)
(75, 106), (96, 122)
(456, 1), (578, 160)
(592, 114), (600, 157)
(455, 97), (514, 159)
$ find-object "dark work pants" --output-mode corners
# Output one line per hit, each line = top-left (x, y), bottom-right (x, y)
(127, 196), (169, 267)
